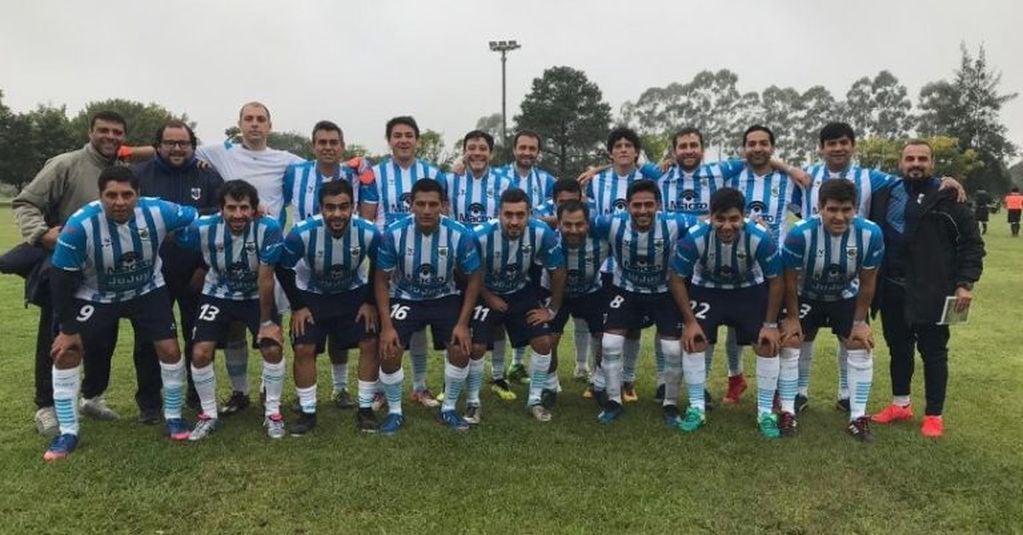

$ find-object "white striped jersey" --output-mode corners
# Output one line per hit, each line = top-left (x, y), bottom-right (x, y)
(543, 227), (611, 298)
(586, 167), (645, 216)
(497, 164), (557, 214)
(196, 141), (304, 224)
(283, 161), (375, 222)
(53, 198), (198, 303)
(726, 167), (798, 245)
(444, 168), (515, 226)
(672, 220), (781, 289)
(654, 160), (745, 217)
(793, 163), (896, 219)
(781, 215), (885, 301)
(177, 215), (284, 301)
(474, 218), (564, 295)
(279, 215), (380, 295)
(592, 212), (695, 294)
(362, 158), (445, 229)
(377, 215), (481, 301)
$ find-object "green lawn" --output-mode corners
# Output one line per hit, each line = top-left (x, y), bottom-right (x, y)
(0, 206), (1019, 534)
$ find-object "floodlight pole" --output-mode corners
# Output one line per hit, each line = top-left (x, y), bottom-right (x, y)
(489, 40), (521, 144)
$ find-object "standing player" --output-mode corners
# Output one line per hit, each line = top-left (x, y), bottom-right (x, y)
(780, 179), (885, 441)
(178, 180), (288, 440)
(668, 188), (786, 436)
(469, 189), (566, 422)
(592, 179), (694, 423)
(374, 179), (482, 434)
(498, 130), (557, 214)
(45, 166), (198, 460)
(276, 180), (381, 434)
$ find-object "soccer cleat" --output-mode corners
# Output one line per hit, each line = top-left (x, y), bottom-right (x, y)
(34, 407), (59, 438)
(921, 415), (944, 438)
(356, 408), (379, 433)
(758, 413), (781, 439)
(264, 413), (286, 439)
(872, 403), (913, 424)
(188, 413), (221, 441)
(379, 413), (405, 436)
(529, 404), (552, 422)
(622, 382), (638, 403)
(703, 391), (715, 412)
(794, 394), (809, 413)
(846, 416), (875, 443)
(333, 389), (355, 410)
(779, 411), (798, 437)
(540, 389), (558, 410)
(410, 389), (441, 408)
(166, 418), (191, 441)
(572, 365), (589, 381)
(654, 384), (665, 404)
(835, 398), (851, 412)
(464, 404), (481, 425)
(678, 406), (706, 433)
(371, 392), (386, 412)
(507, 363), (529, 384)
(43, 433), (79, 462)
(582, 385), (594, 399)
(723, 374), (748, 405)
(220, 391), (250, 417)
(138, 407), (161, 425)
(290, 412), (317, 436)
(597, 401), (623, 424)
(439, 409), (471, 431)
(662, 405), (682, 427)
(80, 396), (119, 420)
(489, 379), (517, 401)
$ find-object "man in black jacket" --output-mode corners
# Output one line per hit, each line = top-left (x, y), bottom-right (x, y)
(131, 120), (223, 420)
(868, 139), (984, 438)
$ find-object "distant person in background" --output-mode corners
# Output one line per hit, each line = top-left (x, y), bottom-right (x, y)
(1004, 186), (1022, 237)
(972, 188), (991, 235)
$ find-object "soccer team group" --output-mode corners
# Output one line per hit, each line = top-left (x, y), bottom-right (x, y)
(23, 102), (976, 461)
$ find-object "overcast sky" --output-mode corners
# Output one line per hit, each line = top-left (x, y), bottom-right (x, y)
(2, 0), (1020, 162)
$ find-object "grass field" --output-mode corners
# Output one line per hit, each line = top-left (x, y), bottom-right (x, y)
(0, 206), (1020, 534)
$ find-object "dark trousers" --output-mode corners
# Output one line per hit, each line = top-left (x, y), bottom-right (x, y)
(132, 276), (200, 405)
(879, 280), (950, 416)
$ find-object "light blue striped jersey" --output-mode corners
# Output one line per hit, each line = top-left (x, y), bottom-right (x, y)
(781, 215), (885, 301)
(586, 167), (645, 216)
(279, 214), (380, 294)
(793, 163), (895, 219)
(53, 198), (198, 303)
(283, 160), (376, 222)
(377, 215), (481, 301)
(653, 160), (745, 217)
(474, 218), (564, 295)
(177, 215), (284, 301)
(543, 227), (610, 298)
(592, 211), (694, 294)
(362, 158), (445, 229)
(726, 167), (798, 245)
(672, 220), (781, 289)
(444, 168), (515, 226)
(498, 164), (557, 214)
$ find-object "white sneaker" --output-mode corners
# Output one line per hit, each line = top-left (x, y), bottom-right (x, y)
(264, 413), (286, 439)
(80, 396), (119, 420)
(35, 407), (59, 437)
(530, 404), (552, 422)
(188, 414), (221, 441)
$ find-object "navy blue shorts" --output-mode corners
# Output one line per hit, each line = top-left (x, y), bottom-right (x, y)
(192, 295), (265, 344)
(390, 295), (460, 350)
(292, 287), (373, 351)
(69, 286), (177, 348)
(603, 286), (682, 337)
(549, 289), (607, 334)
(688, 283), (768, 345)
(471, 285), (551, 348)
(790, 296), (856, 341)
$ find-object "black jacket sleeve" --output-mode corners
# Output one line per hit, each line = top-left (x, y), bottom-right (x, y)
(950, 198), (985, 285)
(274, 265), (306, 310)
(50, 267), (82, 334)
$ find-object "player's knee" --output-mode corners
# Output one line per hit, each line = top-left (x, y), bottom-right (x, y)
(845, 339), (867, 351)
(294, 345), (316, 363)
(470, 344), (486, 360)
(154, 339), (181, 363)
(530, 337), (552, 355)
(261, 343), (283, 364)
(54, 347), (82, 369)
(448, 347), (470, 367)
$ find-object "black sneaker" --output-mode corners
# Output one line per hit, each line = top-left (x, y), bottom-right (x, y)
(846, 416), (875, 443)
(654, 384), (665, 403)
(704, 390), (715, 412)
(357, 408), (378, 433)
(593, 388), (609, 409)
(220, 391), (250, 417)
(334, 389), (355, 409)
(835, 398), (850, 412)
(779, 411), (798, 437)
(137, 407), (161, 425)
(290, 412), (317, 436)
(794, 394), (809, 413)
(540, 388), (558, 410)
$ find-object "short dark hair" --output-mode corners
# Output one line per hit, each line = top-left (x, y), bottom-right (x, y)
(154, 120), (197, 149)
(463, 129), (495, 151)
(902, 138), (933, 155)
(499, 187), (530, 210)
(626, 179), (661, 202)
(743, 124), (775, 146)
(411, 178), (447, 202)
(312, 120), (344, 143)
(819, 122), (856, 147)
(552, 178), (581, 198)
(218, 179), (260, 209)
(97, 165), (138, 193)
(90, 111), (127, 133)
(672, 127), (704, 149)
(512, 130), (542, 150)
(710, 187), (746, 215)
(386, 116), (420, 139)
(318, 180), (354, 204)
(606, 127), (642, 154)
(818, 178), (858, 207)
(557, 199), (589, 220)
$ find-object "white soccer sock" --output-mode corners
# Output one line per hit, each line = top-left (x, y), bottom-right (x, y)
(410, 330), (429, 392)
(892, 394), (911, 406)
(297, 385), (317, 415)
(442, 361), (469, 412)
(191, 362), (219, 418)
(755, 356), (780, 417)
(491, 337), (507, 381)
(659, 339), (682, 407)
(357, 379), (376, 409)
(623, 337), (640, 383)
(602, 333), (625, 404)
(798, 341), (815, 396)
(588, 335), (600, 374)
(160, 358), (186, 420)
(53, 365), (81, 436)
(379, 368), (405, 415)
(726, 328), (744, 376)
(545, 371), (561, 392)
(527, 351), (552, 406)
(261, 359), (286, 416)
(224, 338), (249, 395)
(331, 360), (349, 394)
(654, 342), (665, 387)
(837, 342), (849, 400)
(466, 358), (485, 406)
(779, 348), (800, 413)
(682, 351), (706, 412)
(512, 345), (526, 367)
(846, 349), (873, 421)
(573, 317), (590, 369)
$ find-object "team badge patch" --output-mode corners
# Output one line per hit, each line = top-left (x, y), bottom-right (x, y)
(350, 246), (361, 257)
(846, 246), (858, 258)
(438, 246), (449, 257)
(138, 228), (149, 239)
(190, 187), (202, 200)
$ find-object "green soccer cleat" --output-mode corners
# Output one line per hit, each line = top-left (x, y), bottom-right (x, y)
(758, 413), (781, 439)
(678, 406), (706, 433)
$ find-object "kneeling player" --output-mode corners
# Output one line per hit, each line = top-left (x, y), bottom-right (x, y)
(470, 189), (566, 422)
(668, 188), (785, 436)
(277, 180), (381, 435)
(178, 180), (288, 440)
(375, 179), (482, 434)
